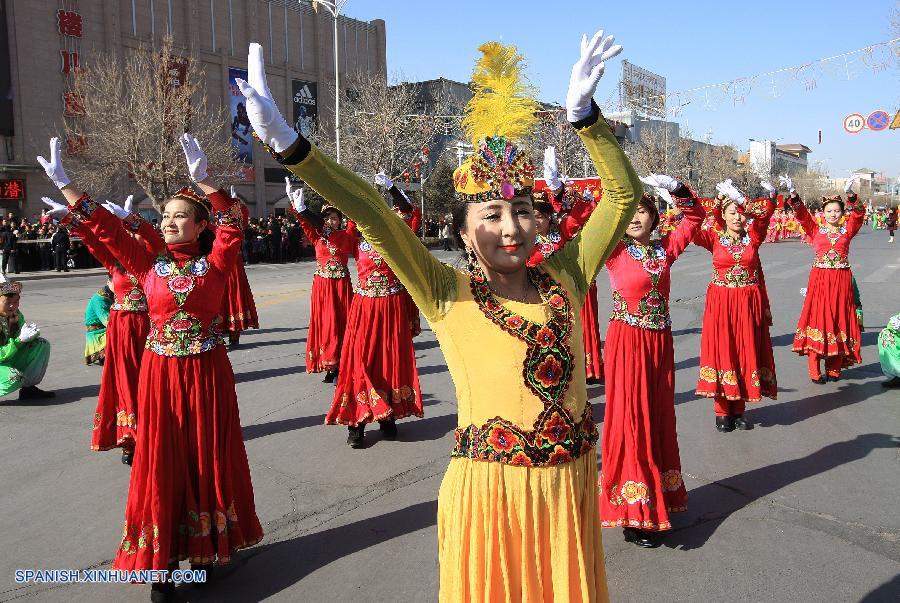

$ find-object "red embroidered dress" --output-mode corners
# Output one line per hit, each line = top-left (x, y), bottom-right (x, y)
(791, 195), (863, 368)
(63, 191), (262, 570)
(693, 198), (778, 404)
(600, 192), (704, 531)
(527, 193), (604, 380)
(291, 206), (355, 372)
(74, 213), (161, 452)
(221, 204), (259, 335)
(324, 212), (423, 426)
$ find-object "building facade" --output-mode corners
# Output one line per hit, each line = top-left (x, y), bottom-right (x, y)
(0, 0), (386, 218)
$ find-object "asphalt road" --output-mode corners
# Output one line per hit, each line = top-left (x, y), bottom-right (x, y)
(0, 226), (898, 603)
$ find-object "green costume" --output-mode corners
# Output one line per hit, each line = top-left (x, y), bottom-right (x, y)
(878, 313), (900, 379)
(0, 311), (51, 397)
(84, 287), (113, 365)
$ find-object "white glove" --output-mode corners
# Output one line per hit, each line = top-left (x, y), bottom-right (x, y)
(648, 173), (679, 192)
(566, 30), (623, 122)
(778, 174), (795, 193)
(760, 180), (776, 195)
(374, 172), (393, 189)
(639, 176), (674, 207)
(40, 197), (69, 220)
(102, 201), (129, 219)
(180, 133), (209, 182)
(123, 195), (134, 213)
(715, 178), (733, 198)
(844, 176), (857, 194)
(285, 177), (306, 213)
(716, 179), (745, 205)
(230, 185), (237, 199)
(543, 147), (562, 190)
(18, 323), (39, 343)
(36, 137), (71, 189)
(236, 43), (299, 153)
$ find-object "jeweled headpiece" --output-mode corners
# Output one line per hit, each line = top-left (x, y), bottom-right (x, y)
(170, 186), (210, 221)
(453, 42), (539, 203)
(0, 273), (21, 296)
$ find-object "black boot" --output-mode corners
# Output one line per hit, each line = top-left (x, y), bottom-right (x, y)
(323, 370), (337, 384)
(623, 527), (660, 548)
(827, 374), (840, 382)
(379, 419), (398, 441)
(347, 425), (365, 449)
(716, 416), (734, 433)
(150, 574), (176, 602)
(19, 386), (55, 400)
(121, 448), (134, 466)
(882, 376), (900, 388)
(733, 415), (752, 430)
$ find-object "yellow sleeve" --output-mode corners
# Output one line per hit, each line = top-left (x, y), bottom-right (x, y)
(280, 144), (457, 322)
(546, 107), (642, 301)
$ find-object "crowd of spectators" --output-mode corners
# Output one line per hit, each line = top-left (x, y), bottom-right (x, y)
(0, 207), (456, 274)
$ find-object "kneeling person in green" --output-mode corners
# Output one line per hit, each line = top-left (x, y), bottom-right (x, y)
(0, 276), (53, 399)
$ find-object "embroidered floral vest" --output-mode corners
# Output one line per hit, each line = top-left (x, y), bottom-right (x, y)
(609, 239), (671, 330)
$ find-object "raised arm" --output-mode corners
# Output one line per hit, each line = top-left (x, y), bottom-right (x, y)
(546, 101), (642, 298)
(844, 193), (866, 237)
(788, 195), (817, 236)
(557, 191), (595, 241)
(749, 194), (778, 244)
(236, 43), (455, 321)
(663, 185), (705, 259)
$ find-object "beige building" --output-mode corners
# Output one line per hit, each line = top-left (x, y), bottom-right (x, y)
(0, 0), (386, 218)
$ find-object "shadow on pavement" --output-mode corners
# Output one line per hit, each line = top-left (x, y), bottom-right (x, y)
(191, 500), (439, 601)
(751, 381), (885, 428)
(859, 574), (900, 602)
(1, 383), (99, 406)
(414, 339), (441, 352)
(249, 326), (305, 335)
(664, 433), (898, 551)
(234, 337), (306, 350)
(236, 365), (305, 383)
(242, 414), (326, 441)
(418, 364), (449, 376)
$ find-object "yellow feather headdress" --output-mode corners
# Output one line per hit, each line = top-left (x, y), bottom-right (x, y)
(453, 42), (538, 202)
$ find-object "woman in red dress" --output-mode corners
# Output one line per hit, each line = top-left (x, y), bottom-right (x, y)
(527, 148), (603, 382)
(600, 174), (704, 547)
(789, 176), (864, 382)
(693, 179), (778, 432)
(285, 180), (355, 383)
(39, 134), (262, 602)
(68, 196), (163, 465)
(318, 175), (423, 448)
(221, 192), (259, 348)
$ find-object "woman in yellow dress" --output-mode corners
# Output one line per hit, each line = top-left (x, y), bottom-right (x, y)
(237, 29), (640, 603)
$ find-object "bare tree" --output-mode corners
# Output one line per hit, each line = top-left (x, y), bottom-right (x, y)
(319, 72), (450, 181)
(64, 35), (237, 209)
(527, 109), (593, 178)
(623, 125), (692, 184)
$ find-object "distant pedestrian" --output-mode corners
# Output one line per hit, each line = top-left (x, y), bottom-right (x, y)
(0, 226), (18, 274)
(886, 207), (897, 244)
(50, 225), (69, 272)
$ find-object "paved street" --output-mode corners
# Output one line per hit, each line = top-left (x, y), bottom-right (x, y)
(0, 226), (898, 603)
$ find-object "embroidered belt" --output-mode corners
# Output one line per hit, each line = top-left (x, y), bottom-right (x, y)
(609, 291), (671, 330)
(314, 263), (349, 279)
(112, 302), (149, 312)
(813, 260), (850, 269)
(354, 282), (405, 297)
(610, 311), (671, 331)
(145, 311), (224, 357)
(451, 404), (598, 467)
(711, 267), (759, 288)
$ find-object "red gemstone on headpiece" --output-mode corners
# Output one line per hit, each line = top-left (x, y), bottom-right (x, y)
(500, 181), (515, 200)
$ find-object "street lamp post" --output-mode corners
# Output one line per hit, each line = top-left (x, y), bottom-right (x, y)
(304, 0), (348, 163)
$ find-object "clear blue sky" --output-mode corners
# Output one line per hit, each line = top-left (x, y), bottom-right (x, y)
(343, 0), (899, 180)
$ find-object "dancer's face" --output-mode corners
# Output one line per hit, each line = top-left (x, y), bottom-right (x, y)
(161, 199), (208, 244)
(722, 203), (748, 234)
(627, 204), (657, 244)
(533, 208), (550, 236)
(822, 201), (843, 226)
(0, 293), (19, 316)
(460, 196), (535, 274)
(323, 210), (342, 230)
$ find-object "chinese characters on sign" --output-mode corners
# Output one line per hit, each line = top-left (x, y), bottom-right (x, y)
(57, 6), (84, 155)
(0, 180), (25, 201)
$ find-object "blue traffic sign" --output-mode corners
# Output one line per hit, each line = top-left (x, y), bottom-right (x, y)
(867, 110), (890, 131)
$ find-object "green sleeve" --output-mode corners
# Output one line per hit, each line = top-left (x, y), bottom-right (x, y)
(546, 106), (642, 301)
(280, 144), (458, 322)
(0, 311), (23, 363)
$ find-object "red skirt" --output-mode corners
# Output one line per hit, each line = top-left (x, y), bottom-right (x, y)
(222, 257), (259, 333)
(583, 281), (604, 380)
(600, 322), (686, 531)
(112, 346), (262, 570)
(792, 267), (862, 366)
(306, 275), (353, 373)
(696, 284), (777, 403)
(91, 310), (149, 451)
(402, 289), (422, 337)
(326, 293), (422, 426)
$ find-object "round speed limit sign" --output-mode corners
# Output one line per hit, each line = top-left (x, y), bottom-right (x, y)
(843, 113), (865, 134)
